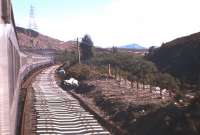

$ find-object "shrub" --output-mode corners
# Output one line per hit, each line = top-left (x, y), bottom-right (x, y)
(66, 64), (90, 80)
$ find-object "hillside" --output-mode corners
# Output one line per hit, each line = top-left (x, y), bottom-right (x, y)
(16, 27), (148, 56)
(148, 32), (200, 89)
(16, 27), (76, 52)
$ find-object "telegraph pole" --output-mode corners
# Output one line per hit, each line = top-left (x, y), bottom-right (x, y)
(77, 37), (81, 64)
(108, 64), (111, 77)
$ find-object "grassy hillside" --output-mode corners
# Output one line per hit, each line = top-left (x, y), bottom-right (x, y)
(147, 32), (200, 90)
(16, 26), (76, 52)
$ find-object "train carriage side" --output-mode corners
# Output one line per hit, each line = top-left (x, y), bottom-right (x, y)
(0, 1), (53, 134)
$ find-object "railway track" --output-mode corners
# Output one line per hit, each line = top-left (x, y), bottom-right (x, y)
(31, 65), (110, 135)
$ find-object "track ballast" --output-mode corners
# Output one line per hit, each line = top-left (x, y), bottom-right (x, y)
(31, 66), (110, 135)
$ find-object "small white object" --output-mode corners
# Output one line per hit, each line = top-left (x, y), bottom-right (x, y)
(185, 94), (194, 99)
(162, 89), (167, 93)
(142, 109), (145, 113)
(152, 90), (160, 94)
(64, 78), (79, 86)
(155, 87), (160, 91)
(152, 86), (160, 91)
(59, 69), (65, 74)
(179, 99), (183, 103)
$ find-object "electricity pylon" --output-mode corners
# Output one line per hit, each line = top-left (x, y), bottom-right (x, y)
(28, 5), (38, 48)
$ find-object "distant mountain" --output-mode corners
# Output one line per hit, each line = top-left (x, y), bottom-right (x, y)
(119, 43), (146, 49)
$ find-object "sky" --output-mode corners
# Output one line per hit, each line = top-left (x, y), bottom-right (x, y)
(12, 0), (200, 48)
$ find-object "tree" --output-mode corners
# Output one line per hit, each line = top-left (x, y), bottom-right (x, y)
(80, 34), (94, 63)
(112, 46), (118, 54)
(139, 61), (158, 90)
(148, 46), (156, 55)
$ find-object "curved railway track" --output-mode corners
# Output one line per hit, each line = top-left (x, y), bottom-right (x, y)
(31, 65), (110, 135)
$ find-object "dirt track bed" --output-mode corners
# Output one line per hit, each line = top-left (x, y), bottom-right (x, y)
(72, 78), (174, 135)
(85, 78), (172, 105)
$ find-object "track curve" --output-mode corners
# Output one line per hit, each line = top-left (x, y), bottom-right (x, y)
(31, 65), (110, 135)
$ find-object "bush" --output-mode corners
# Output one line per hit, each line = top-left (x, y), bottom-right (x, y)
(66, 64), (90, 80)
(55, 50), (77, 64)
